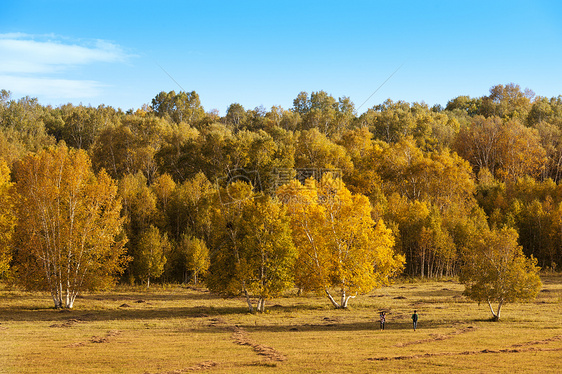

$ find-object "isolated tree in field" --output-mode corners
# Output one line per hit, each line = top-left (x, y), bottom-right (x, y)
(278, 175), (404, 309)
(13, 145), (127, 308)
(180, 234), (210, 285)
(208, 182), (296, 312)
(0, 159), (15, 276)
(137, 225), (170, 288)
(460, 226), (542, 321)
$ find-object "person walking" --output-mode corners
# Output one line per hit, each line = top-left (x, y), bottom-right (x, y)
(411, 310), (418, 331)
(379, 312), (386, 330)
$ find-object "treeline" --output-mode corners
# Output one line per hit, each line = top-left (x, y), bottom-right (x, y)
(0, 83), (561, 293)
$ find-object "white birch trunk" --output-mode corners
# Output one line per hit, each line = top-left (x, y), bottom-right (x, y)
(341, 294), (356, 309)
(325, 289), (341, 309)
(487, 299), (503, 321)
(257, 298), (266, 313)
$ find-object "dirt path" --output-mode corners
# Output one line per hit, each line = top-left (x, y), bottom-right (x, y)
(144, 318), (285, 374)
(230, 325), (287, 362)
(206, 317), (286, 362)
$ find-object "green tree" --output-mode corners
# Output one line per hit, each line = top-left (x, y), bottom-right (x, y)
(225, 103), (248, 130)
(208, 182), (296, 312)
(384, 193), (430, 275)
(265, 105), (300, 132)
(445, 95), (482, 116)
(151, 90), (205, 125)
(151, 173), (176, 229)
(47, 104), (119, 150)
(167, 172), (214, 241)
(294, 128), (353, 172)
(239, 196), (296, 312)
(226, 129), (277, 190)
(291, 91), (354, 136)
(180, 235), (210, 285)
(528, 95), (562, 129)
(361, 99), (416, 144)
(91, 114), (172, 182)
(460, 226), (542, 320)
(154, 122), (200, 182)
(481, 83), (535, 119)
(160, 172), (213, 284)
(13, 145), (127, 308)
(118, 172), (158, 283)
(0, 95), (55, 162)
(137, 225), (170, 288)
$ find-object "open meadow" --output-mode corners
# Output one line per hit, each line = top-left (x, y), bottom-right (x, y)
(1, 276), (561, 374)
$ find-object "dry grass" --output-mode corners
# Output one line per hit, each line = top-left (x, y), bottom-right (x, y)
(1, 276), (561, 373)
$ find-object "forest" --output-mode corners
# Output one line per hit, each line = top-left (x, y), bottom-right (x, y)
(0, 83), (559, 310)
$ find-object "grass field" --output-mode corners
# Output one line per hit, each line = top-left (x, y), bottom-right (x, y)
(1, 276), (561, 373)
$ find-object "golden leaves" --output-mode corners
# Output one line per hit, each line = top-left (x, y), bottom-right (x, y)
(13, 145), (127, 307)
(278, 175), (404, 304)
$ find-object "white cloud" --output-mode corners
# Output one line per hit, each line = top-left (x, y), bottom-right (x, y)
(0, 75), (104, 99)
(0, 33), (130, 102)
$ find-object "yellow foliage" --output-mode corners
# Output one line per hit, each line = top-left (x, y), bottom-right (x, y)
(460, 226), (542, 320)
(13, 145), (127, 308)
(0, 159), (15, 275)
(278, 175), (404, 308)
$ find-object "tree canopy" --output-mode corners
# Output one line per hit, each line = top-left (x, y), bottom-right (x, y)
(0, 84), (558, 310)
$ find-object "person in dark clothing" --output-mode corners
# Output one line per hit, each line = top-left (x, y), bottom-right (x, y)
(412, 310), (418, 331)
(379, 312), (386, 330)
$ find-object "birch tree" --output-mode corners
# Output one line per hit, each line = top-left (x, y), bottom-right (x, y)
(207, 182), (296, 312)
(460, 226), (542, 320)
(13, 145), (127, 308)
(180, 235), (210, 285)
(278, 175), (404, 309)
(137, 225), (169, 288)
(239, 195), (296, 312)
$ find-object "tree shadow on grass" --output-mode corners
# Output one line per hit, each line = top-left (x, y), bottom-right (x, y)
(409, 289), (464, 298)
(0, 304), (250, 323)
(0, 287), (477, 333)
(229, 319), (467, 335)
(76, 289), (217, 302)
(0, 300), (467, 334)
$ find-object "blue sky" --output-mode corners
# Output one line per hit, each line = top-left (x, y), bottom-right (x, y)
(1, 1), (561, 114)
